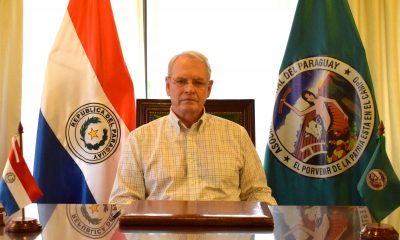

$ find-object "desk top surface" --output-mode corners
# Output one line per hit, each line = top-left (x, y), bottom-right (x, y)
(0, 201), (373, 240)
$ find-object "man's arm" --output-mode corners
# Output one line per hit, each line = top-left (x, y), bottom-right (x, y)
(109, 133), (146, 204)
(238, 127), (277, 205)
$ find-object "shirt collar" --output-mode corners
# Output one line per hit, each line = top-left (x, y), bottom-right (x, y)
(168, 108), (207, 132)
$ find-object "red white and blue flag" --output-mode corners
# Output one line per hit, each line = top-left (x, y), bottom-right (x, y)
(33, 0), (135, 203)
(0, 136), (43, 216)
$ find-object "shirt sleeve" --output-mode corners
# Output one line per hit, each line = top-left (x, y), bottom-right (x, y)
(109, 132), (146, 204)
(238, 127), (277, 205)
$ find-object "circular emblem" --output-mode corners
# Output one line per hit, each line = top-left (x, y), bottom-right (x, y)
(366, 169), (387, 190)
(67, 204), (119, 238)
(268, 56), (375, 178)
(66, 103), (121, 164)
(5, 172), (16, 183)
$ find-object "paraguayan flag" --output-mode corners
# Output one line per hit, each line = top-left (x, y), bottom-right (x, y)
(33, 0), (135, 203)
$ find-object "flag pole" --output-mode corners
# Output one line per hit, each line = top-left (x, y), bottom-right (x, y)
(377, 120), (384, 228)
(5, 122), (42, 233)
(18, 122), (25, 221)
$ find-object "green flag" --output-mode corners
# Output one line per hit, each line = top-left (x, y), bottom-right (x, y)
(357, 136), (400, 222)
(264, 0), (380, 204)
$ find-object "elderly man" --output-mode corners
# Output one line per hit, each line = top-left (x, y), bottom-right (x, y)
(110, 51), (276, 205)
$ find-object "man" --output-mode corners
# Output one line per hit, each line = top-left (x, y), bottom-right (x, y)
(110, 51), (276, 205)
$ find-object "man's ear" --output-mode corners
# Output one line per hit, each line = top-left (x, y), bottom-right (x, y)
(207, 80), (214, 97)
(165, 77), (170, 96)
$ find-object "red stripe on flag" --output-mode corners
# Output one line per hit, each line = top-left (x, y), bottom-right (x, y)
(8, 139), (43, 201)
(67, 0), (135, 130)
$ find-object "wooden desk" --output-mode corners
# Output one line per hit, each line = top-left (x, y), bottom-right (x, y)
(119, 200), (273, 229)
(1, 202), (373, 239)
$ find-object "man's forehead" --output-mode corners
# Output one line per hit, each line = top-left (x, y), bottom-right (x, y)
(173, 76), (206, 81)
(169, 55), (210, 80)
(173, 55), (205, 67)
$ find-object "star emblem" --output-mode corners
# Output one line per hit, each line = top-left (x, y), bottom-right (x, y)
(89, 204), (99, 214)
(344, 68), (351, 75)
(88, 128), (99, 139)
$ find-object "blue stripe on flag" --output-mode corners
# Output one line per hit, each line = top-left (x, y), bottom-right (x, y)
(0, 180), (20, 215)
(33, 112), (95, 203)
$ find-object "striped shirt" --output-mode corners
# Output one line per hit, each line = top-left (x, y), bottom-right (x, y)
(110, 110), (277, 205)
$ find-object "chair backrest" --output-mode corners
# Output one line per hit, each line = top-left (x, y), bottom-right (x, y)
(136, 99), (256, 144)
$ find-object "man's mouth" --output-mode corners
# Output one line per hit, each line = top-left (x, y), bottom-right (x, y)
(180, 99), (197, 103)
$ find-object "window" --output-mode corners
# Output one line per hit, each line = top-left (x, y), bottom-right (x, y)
(22, 0), (297, 168)
(145, 0), (297, 155)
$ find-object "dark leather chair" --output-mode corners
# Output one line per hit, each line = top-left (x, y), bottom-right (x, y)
(136, 99), (256, 144)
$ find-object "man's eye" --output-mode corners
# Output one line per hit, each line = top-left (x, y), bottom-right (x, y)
(193, 80), (207, 86)
(175, 79), (186, 85)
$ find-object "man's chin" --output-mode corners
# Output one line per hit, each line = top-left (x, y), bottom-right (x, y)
(179, 100), (198, 108)
(180, 99), (197, 104)
(178, 105), (202, 114)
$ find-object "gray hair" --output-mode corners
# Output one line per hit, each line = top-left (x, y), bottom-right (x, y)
(167, 51), (212, 79)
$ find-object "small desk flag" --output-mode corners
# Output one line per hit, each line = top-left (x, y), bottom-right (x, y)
(0, 136), (43, 216)
(357, 135), (400, 222)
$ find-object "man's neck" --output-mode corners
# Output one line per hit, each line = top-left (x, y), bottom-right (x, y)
(173, 109), (204, 129)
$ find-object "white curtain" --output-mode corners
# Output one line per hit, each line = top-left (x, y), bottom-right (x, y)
(349, 0), (400, 231)
(0, 0), (23, 171)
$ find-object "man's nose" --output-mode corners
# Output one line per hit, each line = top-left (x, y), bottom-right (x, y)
(183, 81), (195, 92)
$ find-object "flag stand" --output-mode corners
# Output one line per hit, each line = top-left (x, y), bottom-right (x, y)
(0, 207), (4, 226)
(359, 121), (399, 240)
(5, 123), (42, 233)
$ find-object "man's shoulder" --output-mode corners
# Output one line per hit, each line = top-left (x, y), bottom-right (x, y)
(205, 113), (244, 129)
(133, 115), (170, 133)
